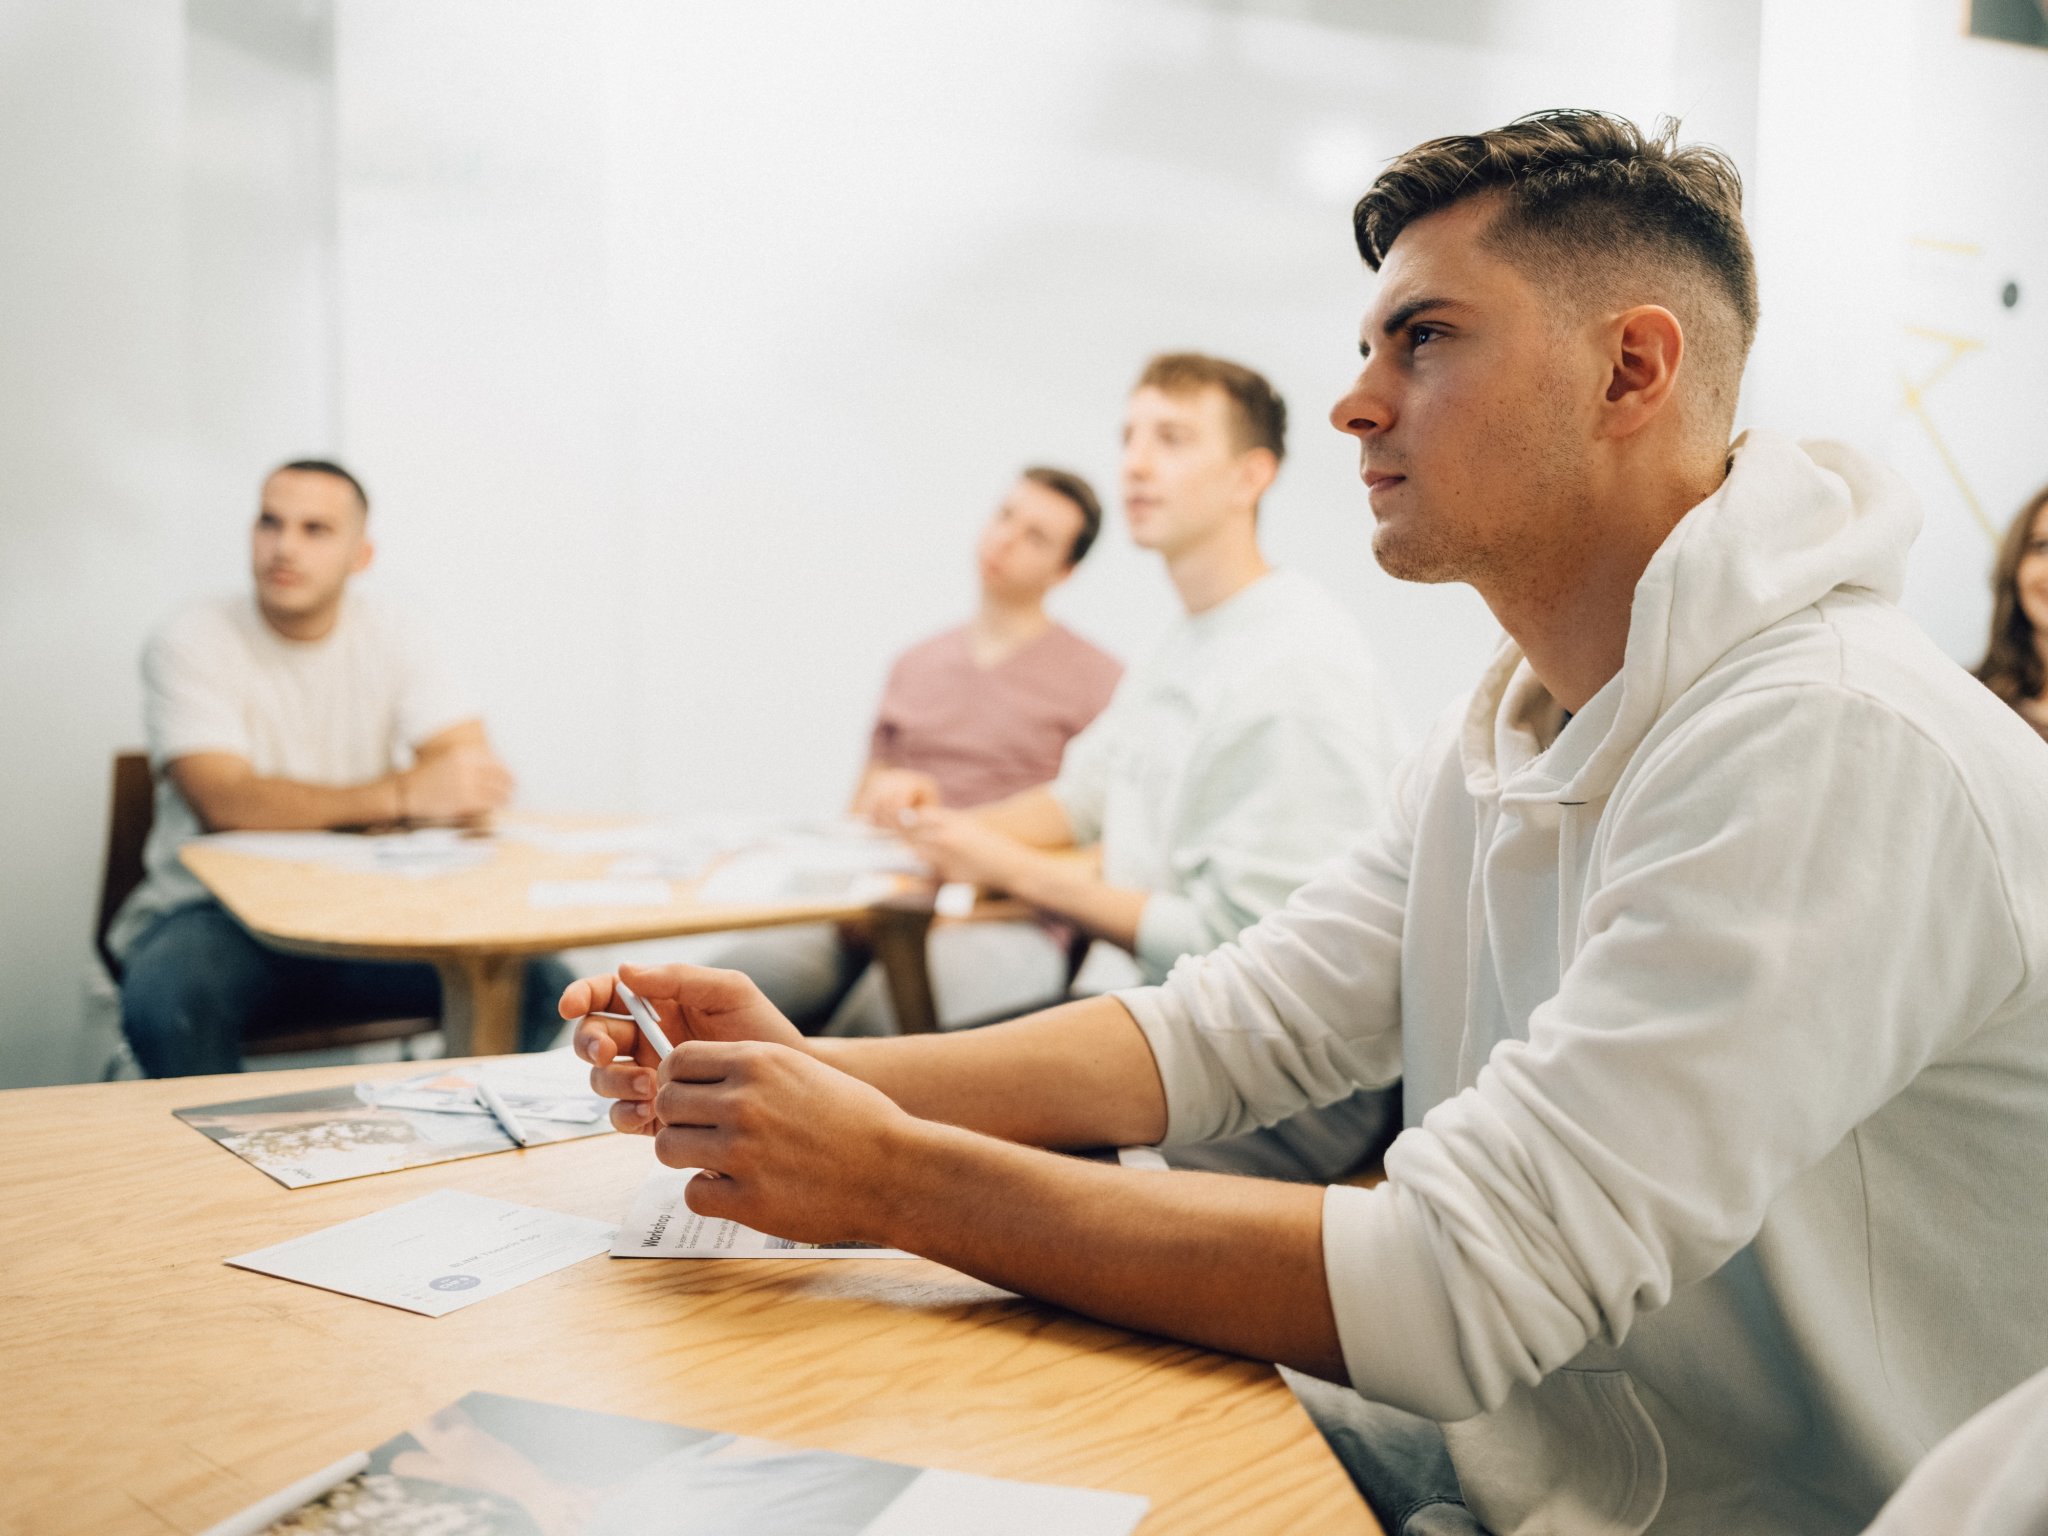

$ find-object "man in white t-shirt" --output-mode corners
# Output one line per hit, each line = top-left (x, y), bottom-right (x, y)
(897, 354), (1408, 1179)
(110, 460), (569, 1076)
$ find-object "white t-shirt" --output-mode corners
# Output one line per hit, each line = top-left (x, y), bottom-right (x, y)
(107, 591), (474, 958)
(1051, 568), (1405, 983)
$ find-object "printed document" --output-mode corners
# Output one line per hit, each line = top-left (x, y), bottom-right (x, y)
(221, 1390), (1149, 1535)
(362, 1049), (611, 1124)
(228, 1189), (616, 1315)
(526, 877), (675, 909)
(612, 1166), (913, 1259)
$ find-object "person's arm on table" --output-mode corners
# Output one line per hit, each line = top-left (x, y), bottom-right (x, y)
(168, 717), (512, 831)
(850, 759), (941, 827)
(566, 968), (1345, 1381)
(906, 801), (1145, 945)
(962, 782), (1078, 848)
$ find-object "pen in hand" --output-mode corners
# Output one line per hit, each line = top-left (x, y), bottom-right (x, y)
(609, 978), (721, 1178)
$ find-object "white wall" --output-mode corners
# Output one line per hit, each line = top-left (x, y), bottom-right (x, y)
(1745, 0), (2048, 662)
(5, 0), (2043, 1085)
(0, 0), (335, 1086)
(330, 0), (1723, 831)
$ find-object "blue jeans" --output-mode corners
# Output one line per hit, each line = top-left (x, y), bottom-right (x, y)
(1280, 1368), (1487, 1536)
(120, 899), (572, 1077)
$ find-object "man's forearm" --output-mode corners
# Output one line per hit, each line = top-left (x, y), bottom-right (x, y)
(994, 847), (1148, 948)
(970, 784), (1076, 848)
(875, 1117), (1348, 1382)
(809, 994), (1169, 1148)
(173, 761), (403, 831)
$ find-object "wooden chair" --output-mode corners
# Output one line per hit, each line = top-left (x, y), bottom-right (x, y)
(866, 886), (1092, 1036)
(96, 752), (439, 1061)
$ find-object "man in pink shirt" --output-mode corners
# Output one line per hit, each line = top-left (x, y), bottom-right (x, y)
(852, 466), (1122, 827)
(710, 467), (1121, 1032)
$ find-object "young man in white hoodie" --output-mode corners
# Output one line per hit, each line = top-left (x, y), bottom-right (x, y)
(567, 111), (2048, 1536)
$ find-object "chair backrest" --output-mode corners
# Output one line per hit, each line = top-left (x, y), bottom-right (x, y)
(96, 752), (155, 979)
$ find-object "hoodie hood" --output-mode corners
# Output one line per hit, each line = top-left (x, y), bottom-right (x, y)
(1462, 430), (1923, 806)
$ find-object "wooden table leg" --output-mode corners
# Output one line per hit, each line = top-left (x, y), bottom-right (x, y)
(436, 953), (526, 1057)
(867, 894), (939, 1035)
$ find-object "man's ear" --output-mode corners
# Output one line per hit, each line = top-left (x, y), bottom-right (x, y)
(1237, 446), (1280, 504)
(1600, 304), (1685, 439)
(352, 534), (375, 576)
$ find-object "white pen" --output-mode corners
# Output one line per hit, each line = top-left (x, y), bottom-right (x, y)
(199, 1450), (370, 1536)
(475, 1073), (532, 1147)
(608, 980), (716, 1174)
(612, 978), (674, 1056)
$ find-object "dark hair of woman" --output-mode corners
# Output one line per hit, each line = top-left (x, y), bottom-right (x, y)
(1974, 485), (2048, 709)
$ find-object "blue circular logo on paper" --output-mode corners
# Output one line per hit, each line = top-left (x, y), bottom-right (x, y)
(429, 1274), (482, 1291)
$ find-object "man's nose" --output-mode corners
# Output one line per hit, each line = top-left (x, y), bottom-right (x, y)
(1329, 382), (1388, 438)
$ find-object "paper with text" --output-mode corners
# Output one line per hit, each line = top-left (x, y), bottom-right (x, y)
(228, 1189), (616, 1315)
(611, 1166), (914, 1259)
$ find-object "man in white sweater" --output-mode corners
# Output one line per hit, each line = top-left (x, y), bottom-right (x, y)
(900, 354), (1406, 1178)
(569, 111), (2048, 1535)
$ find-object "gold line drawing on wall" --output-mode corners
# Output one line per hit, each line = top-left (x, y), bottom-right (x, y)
(1899, 323), (1998, 545)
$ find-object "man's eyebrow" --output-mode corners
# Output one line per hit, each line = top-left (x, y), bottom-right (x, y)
(1361, 296), (1471, 351)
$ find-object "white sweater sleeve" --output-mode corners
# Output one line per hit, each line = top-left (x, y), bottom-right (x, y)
(1129, 684), (1399, 978)
(1117, 715), (1427, 1138)
(1329, 686), (2025, 1423)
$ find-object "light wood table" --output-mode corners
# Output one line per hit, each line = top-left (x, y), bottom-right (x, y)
(0, 1064), (1378, 1535)
(180, 828), (898, 1057)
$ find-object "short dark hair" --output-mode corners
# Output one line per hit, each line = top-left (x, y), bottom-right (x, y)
(1021, 465), (1104, 565)
(274, 458), (370, 514)
(1135, 353), (1287, 462)
(1353, 110), (1758, 423)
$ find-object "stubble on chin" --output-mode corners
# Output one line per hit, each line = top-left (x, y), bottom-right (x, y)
(1370, 517), (1467, 585)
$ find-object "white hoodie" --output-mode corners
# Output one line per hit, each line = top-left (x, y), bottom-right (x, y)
(1122, 432), (2048, 1535)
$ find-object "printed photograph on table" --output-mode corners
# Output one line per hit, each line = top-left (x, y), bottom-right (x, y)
(254, 1391), (1147, 1535)
(176, 1055), (611, 1189)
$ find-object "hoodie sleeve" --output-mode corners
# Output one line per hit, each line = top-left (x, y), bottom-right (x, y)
(1325, 684), (2026, 1424)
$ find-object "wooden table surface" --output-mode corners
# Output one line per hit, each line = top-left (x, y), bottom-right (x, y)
(180, 826), (891, 1055)
(0, 1063), (1379, 1536)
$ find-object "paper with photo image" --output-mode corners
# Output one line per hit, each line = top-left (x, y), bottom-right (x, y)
(611, 1166), (915, 1259)
(234, 1390), (1148, 1534)
(362, 1050), (611, 1125)
(176, 1062), (611, 1190)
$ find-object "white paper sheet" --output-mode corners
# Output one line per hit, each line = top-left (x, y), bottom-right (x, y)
(228, 1189), (617, 1315)
(611, 1166), (914, 1259)
(194, 828), (493, 877)
(865, 1467), (1149, 1536)
(526, 877), (676, 909)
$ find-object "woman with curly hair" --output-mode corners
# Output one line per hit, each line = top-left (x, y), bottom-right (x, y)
(1974, 485), (2048, 741)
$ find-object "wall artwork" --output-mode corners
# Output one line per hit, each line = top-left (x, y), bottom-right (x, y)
(1968, 0), (2048, 48)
